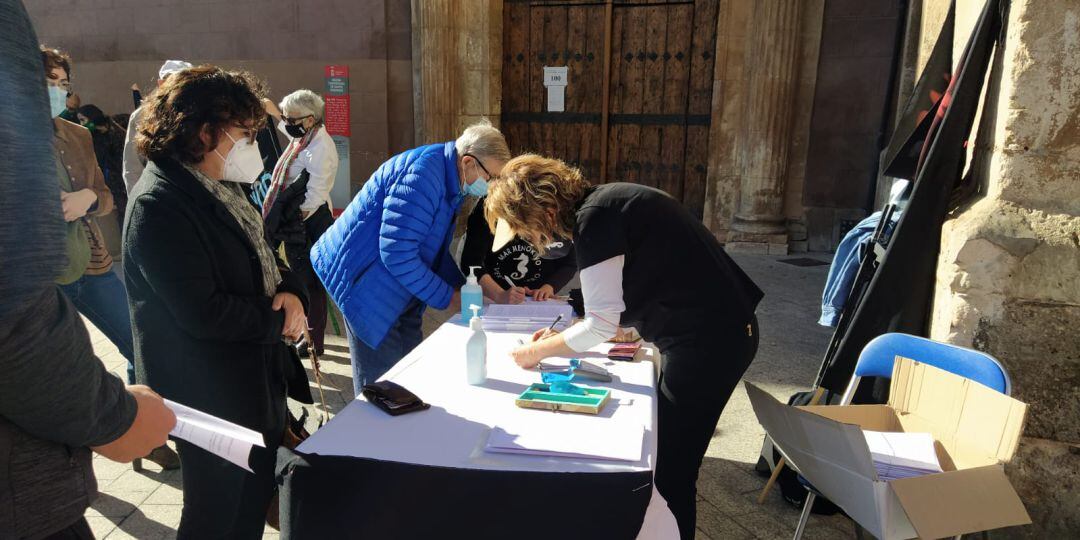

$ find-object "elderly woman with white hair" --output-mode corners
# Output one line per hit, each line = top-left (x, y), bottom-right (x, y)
(262, 90), (339, 356)
(312, 120), (510, 395)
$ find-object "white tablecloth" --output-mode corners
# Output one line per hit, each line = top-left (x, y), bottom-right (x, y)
(298, 321), (677, 539)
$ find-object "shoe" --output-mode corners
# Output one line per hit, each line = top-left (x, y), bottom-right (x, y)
(134, 444), (180, 471)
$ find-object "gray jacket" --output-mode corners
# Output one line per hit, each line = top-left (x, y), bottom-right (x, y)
(0, 1), (137, 538)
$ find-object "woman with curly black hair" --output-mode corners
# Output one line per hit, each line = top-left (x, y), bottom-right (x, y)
(124, 65), (312, 538)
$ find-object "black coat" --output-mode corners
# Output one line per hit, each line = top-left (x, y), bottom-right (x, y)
(123, 158), (312, 445)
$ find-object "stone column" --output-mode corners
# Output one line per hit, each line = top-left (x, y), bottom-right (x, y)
(726, 0), (804, 253)
(411, 0), (502, 145)
(928, 0), (1080, 535)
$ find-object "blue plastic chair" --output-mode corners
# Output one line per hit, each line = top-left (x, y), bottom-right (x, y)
(792, 333), (1011, 540)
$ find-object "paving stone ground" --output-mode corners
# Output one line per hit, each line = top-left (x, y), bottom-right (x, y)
(85, 253), (857, 539)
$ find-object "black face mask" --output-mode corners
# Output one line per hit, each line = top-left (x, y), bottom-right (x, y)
(284, 122), (307, 138)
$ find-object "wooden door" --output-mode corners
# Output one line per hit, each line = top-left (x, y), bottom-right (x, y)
(501, 0), (719, 218)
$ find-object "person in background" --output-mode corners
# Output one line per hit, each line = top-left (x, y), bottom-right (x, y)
(1, 2), (176, 537)
(78, 103), (128, 224)
(131, 82), (142, 108)
(312, 120), (511, 396)
(260, 90), (338, 357)
(459, 196), (577, 303)
(59, 89), (79, 123)
(126, 65), (313, 538)
(41, 45), (181, 472)
(490, 155), (763, 539)
(122, 59), (192, 194)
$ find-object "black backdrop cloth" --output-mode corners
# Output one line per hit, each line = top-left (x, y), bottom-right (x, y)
(817, 0), (1004, 393)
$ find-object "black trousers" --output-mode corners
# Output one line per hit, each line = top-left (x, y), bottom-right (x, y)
(175, 439), (278, 539)
(655, 316), (759, 540)
(298, 204), (333, 353)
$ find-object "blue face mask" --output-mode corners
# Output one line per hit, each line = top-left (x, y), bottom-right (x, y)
(461, 153), (492, 198)
(48, 86), (67, 118)
(463, 176), (488, 197)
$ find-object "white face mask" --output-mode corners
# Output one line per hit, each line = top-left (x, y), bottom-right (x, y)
(214, 130), (263, 184)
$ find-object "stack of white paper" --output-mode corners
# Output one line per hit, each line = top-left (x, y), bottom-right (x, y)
(165, 399), (265, 472)
(481, 302), (574, 332)
(486, 422), (644, 462)
(862, 430), (943, 481)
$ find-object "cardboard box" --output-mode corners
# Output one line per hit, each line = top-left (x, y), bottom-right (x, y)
(746, 357), (1031, 540)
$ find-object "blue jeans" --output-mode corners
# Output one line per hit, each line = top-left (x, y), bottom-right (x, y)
(60, 270), (135, 384)
(346, 301), (424, 397)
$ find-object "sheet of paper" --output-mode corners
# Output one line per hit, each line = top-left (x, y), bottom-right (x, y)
(482, 302), (575, 332)
(486, 421), (644, 462)
(484, 302), (574, 320)
(862, 430), (942, 480)
(165, 399), (265, 472)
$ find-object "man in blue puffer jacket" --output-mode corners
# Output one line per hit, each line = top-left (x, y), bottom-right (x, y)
(312, 121), (511, 395)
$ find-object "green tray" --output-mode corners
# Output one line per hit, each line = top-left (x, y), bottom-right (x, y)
(515, 383), (611, 414)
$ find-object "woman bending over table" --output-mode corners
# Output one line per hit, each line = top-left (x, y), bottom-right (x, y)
(492, 154), (763, 540)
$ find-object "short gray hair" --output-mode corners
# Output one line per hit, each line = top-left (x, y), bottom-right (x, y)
(279, 89), (325, 123)
(455, 119), (511, 162)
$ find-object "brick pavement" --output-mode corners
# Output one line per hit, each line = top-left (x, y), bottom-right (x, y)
(83, 253), (857, 539)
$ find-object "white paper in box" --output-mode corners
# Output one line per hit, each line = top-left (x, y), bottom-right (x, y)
(745, 357), (1031, 540)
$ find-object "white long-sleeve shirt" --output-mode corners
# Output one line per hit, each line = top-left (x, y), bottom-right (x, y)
(121, 106), (145, 194)
(562, 255), (625, 352)
(277, 122), (338, 216)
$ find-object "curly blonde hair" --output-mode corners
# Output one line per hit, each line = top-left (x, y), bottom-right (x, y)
(484, 154), (590, 255)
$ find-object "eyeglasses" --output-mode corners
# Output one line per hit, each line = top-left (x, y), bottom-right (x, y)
(283, 114), (313, 125)
(464, 153), (492, 177)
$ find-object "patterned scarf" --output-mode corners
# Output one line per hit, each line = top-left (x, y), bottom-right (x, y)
(184, 164), (282, 297)
(261, 127), (317, 218)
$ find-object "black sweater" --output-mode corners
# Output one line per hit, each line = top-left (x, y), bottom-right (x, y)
(0, 2), (136, 537)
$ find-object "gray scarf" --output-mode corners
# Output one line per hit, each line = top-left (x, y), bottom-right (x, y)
(184, 164), (282, 297)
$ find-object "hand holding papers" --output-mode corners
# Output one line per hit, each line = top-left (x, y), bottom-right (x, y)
(164, 399), (265, 472)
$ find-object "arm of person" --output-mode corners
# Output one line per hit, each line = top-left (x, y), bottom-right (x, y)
(122, 108), (145, 194)
(511, 255), (625, 368)
(378, 170), (456, 309)
(262, 98), (283, 124)
(479, 273), (526, 304)
(299, 135), (338, 216)
(125, 194), (286, 344)
(458, 197), (492, 277)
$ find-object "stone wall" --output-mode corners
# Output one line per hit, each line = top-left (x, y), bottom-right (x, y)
(26, 0), (415, 192)
(924, 0), (1080, 536)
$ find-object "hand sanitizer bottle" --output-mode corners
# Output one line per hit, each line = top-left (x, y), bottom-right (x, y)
(461, 266), (483, 324)
(466, 304), (487, 385)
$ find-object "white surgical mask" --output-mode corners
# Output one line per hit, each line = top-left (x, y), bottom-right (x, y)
(48, 86), (67, 118)
(214, 130), (263, 184)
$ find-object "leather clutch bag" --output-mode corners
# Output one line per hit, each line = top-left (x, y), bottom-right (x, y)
(361, 381), (431, 416)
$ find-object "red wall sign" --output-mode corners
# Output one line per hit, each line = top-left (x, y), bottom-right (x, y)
(324, 65), (350, 137)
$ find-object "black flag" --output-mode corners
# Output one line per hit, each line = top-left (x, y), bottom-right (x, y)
(817, 0), (1004, 393)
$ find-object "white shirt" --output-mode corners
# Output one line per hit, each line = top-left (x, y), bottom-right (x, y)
(277, 121), (338, 216)
(562, 255), (625, 352)
(122, 106), (145, 194)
